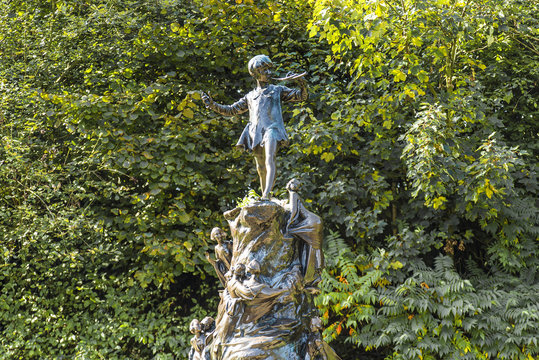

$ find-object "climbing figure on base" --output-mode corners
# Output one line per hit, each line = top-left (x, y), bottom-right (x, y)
(205, 227), (232, 287)
(202, 55), (308, 199)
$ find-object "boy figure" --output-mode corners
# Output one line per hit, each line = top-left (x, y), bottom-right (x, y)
(202, 55), (308, 199)
(188, 319), (205, 360)
(205, 227), (232, 287)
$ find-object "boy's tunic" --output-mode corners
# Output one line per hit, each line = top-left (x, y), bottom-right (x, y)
(209, 84), (307, 151)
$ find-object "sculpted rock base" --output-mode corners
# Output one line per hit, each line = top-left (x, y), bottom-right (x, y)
(195, 189), (340, 360)
(212, 201), (310, 360)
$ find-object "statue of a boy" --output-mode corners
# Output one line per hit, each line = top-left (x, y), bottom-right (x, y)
(202, 55), (308, 199)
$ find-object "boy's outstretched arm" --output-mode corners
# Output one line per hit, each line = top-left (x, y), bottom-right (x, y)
(202, 92), (248, 116)
(281, 76), (308, 102)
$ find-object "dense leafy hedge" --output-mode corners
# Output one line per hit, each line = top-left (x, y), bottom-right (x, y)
(0, 0), (537, 359)
(309, 1), (538, 359)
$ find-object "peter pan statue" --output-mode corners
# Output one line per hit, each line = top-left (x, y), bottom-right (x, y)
(202, 55), (308, 199)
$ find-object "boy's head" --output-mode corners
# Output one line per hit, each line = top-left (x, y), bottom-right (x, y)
(190, 319), (201, 334)
(286, 178), (301, 192)
(246, 259), (260, 275)
(248, 55), (274, 79)
(233, 263), (246, 278)
(201, 316), (215, 332)
(310, 317), (323, 332)
(211, 227), (225, 243)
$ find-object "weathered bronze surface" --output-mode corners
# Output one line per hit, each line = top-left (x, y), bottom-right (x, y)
(306, 317), (341, 360)
(195, 179), (341, 360)
(188, 316), (215, 360)
(202, 55), (307, 199)
(285, 179), (324, 288)
(206, 227), (233, 287)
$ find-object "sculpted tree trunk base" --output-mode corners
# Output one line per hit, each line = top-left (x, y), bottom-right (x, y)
(193, 182), (340, 360)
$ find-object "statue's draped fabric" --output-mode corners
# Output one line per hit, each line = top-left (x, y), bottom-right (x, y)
(204, 201), (339, 360)
(286, 194), (324, 285)
(209, 84), (307, 152)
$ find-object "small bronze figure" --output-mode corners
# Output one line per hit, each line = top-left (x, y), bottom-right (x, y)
(205, 227), (232, 286)
(244, 259), (262, 288)
(226, 264), (250, 300)
(211, 264), (248, 355)
(214, 262), (291, 341)
(243, 259), (289, 301)
(201, 316), (215, 335)
(228, 262), (288, 304)
(202, 55), (308, 199)
(189, 319), (206, 360)
(285, 179), (324, 287)
(306, 317), (341, 360)
(200, 316), (215, 360)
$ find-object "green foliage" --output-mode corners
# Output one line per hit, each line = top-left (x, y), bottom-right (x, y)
(236, 189), (261, 207)
(308, 0), (539, 359)
(0, 0), (327, 358)
(319, 231), (538, 360)
(1, 0), (537, 359)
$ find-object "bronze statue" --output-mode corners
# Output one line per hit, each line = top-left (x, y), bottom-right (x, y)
(189, 316), (215, 360)
(203, 194), (342, 360)
(306, 317), (342, 360)
(205, 227), (232, 286)
(202, 55), (308, 199)
(285, 179), (324, 288)
(198, 55), (339, 359)
(189, 319), (206, 360)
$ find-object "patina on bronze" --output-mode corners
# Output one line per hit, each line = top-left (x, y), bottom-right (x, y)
(306, 317), (341, 360)
(196, 179), (341, 360)
(205, 227), (233, 287)
(202, 55), (308, 200)
(188, 316), (215, 360)
(284, 179), (324, 288)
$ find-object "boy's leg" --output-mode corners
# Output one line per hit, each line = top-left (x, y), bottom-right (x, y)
(253, 147), (266, 196)
(262, 138), (277, 199)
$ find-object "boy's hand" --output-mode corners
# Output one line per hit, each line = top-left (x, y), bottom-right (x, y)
(281, 71), (307, 86)
(288, 72), (307, 86)
(294, 76), (307, 87)
(201, 91), (215, 109)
